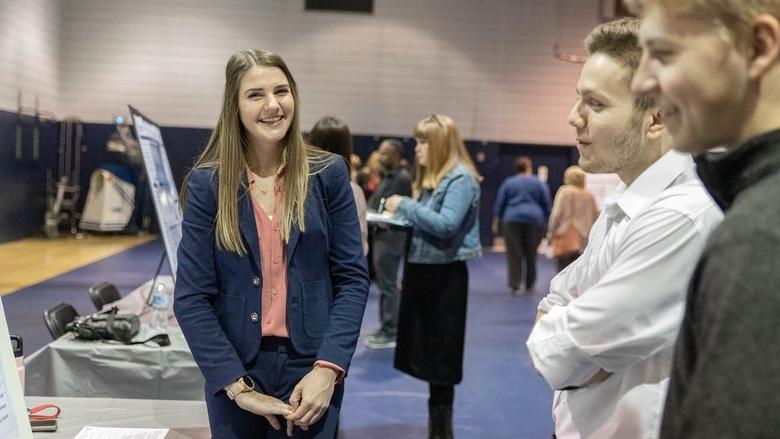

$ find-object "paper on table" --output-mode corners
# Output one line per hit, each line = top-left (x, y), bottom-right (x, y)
(366, 212), (411, 227)
(74, 426), (170, 439)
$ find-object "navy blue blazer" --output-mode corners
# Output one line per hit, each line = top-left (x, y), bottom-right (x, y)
(174, 156), (369, 396)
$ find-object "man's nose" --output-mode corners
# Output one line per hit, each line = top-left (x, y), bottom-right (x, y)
(567, 102), (585, 129)
(631, 54), (658, 98)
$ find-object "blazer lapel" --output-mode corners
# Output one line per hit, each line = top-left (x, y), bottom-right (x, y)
(238, 184), (261, 270)
(286, 221), (300, 264)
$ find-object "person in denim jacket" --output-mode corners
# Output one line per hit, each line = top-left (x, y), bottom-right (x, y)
(383, 114), (482, 439)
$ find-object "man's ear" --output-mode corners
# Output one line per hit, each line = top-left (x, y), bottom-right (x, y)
(748, 14), (780, 79)
(645, 109), (664, 140)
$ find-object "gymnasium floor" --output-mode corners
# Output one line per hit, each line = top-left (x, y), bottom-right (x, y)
(2, 237), (555, 438)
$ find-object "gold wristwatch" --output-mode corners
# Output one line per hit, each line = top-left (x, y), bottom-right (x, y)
(226, 375), (255, 400)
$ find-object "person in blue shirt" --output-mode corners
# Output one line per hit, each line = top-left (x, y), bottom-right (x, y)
(492, 156), (552, 295)
(384, 114), (482, 439)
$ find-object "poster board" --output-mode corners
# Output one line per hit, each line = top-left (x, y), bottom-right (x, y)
(129, 106), (183, 280)
(0, 299), (33, 438)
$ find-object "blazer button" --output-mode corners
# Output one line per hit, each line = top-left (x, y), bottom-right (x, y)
(250, 312), (259, 323)
(252, 276), (260, 287)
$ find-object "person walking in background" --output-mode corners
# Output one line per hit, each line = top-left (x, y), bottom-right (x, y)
(492, 156), (551, 295)
(384, 114), (482, 439)
(364, 138), (412, 349)
(307, 116), (369, 256)
(174, 49), (369, 438)
(547, 165), (599, 271)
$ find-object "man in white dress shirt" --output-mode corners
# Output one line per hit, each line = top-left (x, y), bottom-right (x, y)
(526, 18), (723, 438)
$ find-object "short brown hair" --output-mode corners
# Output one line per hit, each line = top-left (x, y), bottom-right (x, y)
(585, 17), (653, 111)
(643, 0), (780, 45)
(515, 156), (532, 173)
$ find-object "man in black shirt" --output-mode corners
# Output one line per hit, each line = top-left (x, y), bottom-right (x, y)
(632, 1), (780, 437)
(365, 139), (412, 348)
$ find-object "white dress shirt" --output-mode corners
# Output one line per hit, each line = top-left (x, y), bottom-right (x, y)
(526, 151), (723, 439)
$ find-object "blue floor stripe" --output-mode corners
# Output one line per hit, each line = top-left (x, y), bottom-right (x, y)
(5, 240), (555, 437)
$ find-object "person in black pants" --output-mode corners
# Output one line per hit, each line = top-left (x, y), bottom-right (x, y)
(384, 114), (482, 439)
(364, 139), (412, 349)
(492, 156), (551, 295)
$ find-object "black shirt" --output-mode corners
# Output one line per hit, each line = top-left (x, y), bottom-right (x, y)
(367, 167), (413, 211)
(661, 129), (780, 438)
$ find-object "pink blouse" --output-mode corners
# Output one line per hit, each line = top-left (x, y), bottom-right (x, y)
(248, 171), (289, 338)
(247, 170), (344, 380)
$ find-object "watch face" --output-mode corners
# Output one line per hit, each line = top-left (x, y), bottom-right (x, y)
(241, 375), (255, 389)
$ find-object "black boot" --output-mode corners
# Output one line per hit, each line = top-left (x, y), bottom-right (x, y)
(428, 404), (453, 439)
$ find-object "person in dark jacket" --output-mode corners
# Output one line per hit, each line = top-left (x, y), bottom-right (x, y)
(632, 2), (780, 437)
(492, 156), (551, 294)
(364, 138), (412, 348)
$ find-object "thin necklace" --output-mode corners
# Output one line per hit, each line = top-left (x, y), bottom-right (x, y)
(250, 172), (275, 195)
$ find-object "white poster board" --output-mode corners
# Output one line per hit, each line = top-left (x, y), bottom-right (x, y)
(0, 299), (33, 438)
(129, 106), (183, 280)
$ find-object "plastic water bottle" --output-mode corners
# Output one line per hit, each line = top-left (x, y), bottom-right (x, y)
(150, 282), (170, 331)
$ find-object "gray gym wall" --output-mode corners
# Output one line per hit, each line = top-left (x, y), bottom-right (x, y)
(0, 0), (602, 243)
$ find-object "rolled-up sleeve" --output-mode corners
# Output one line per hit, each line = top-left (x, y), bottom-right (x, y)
(527, 206), (711, 390)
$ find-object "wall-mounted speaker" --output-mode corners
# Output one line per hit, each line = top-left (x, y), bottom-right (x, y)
(305, 0), (374, 14)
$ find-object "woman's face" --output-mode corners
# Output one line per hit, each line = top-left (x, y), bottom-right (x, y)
(238, 65), (295, 149)
(415, 138), (429, 167)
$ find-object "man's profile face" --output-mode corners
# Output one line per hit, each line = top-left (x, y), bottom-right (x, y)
(378, 141), (400, 170)
(633, 5), (749, 154)
(568, 53), (644, 174)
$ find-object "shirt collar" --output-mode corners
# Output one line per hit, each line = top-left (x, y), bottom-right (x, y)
(695, 128), (780, 211)
(607, 150), (694, 220)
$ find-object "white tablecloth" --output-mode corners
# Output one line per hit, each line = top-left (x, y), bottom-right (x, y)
(25, 276), (204, 400)
(26, 396), (210, 438)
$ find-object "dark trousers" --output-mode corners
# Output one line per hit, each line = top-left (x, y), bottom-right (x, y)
(372, 229), (405, 337)
(503, 221), (545, 290)
(205, 337), (343, 439)
(429, 383), (454, 406)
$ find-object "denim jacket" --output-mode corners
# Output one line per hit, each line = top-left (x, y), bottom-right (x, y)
(396, 162), (482, 264)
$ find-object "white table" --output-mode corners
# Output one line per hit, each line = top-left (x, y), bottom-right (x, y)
(24, 325), (204, 400)
(26, 396), (210, 438)
(25, 276), (205, 400)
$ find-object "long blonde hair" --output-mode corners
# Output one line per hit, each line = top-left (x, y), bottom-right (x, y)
(181, 49), (325, 255)
(412, 114), (482, 193)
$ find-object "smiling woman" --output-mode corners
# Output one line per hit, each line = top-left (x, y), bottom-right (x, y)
(174, 49), (369, 439)
(238, 66), (295, 156)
